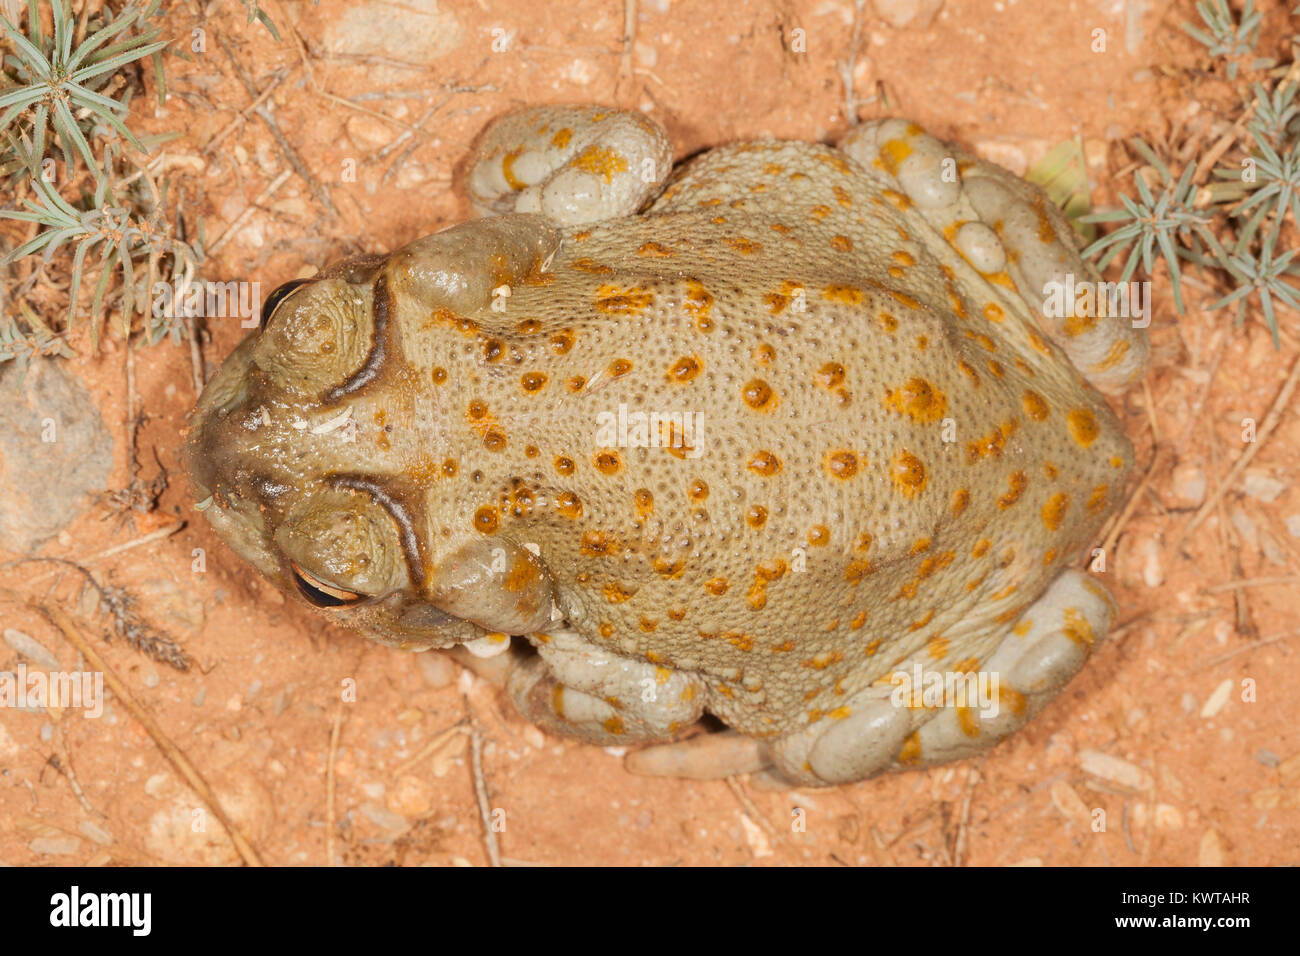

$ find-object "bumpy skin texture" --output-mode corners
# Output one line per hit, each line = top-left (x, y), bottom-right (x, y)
(186, 107), (1147, 787)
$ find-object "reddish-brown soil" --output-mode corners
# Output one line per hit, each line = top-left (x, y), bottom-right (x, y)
(2, 0), (1299, 866)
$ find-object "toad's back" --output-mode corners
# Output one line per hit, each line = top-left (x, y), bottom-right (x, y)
(397, 141), (1132, 734)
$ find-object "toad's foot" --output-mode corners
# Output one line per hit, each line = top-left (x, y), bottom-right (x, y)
(622, 569), (1116, 787)
(770, 568), (1117, 786)
(457, 628), (706, 745)
(624, 730), (770, 780)
(466, 105), (673, 226)
(839, 119), (1149, 395)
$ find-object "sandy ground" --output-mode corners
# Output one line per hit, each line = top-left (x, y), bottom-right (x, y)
(2, 0), (1300, 866)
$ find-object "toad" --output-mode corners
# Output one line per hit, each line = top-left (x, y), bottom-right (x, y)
(185, 106), (1147, 786)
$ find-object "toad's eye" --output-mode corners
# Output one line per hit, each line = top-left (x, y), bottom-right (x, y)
(290, 561), (365, 608)
(259, 279), (310, 329)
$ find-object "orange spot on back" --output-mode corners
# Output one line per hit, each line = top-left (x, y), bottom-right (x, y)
(884, 377), (947, 423)
(890, 450), (928, 498)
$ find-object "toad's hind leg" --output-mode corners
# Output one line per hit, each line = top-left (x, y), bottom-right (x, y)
(464, 106), (673, 226)
(467, 628), (707, 746)
(889, 569), (1117, 773)
(839, 119), (1149, 395)
(763, 569), (1117, 786)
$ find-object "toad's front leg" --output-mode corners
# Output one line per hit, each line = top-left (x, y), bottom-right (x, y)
(456, 628), (708, 747)
(466, 105), (673, 226)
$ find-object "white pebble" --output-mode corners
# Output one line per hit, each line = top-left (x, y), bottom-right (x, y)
(737, 812), (773, 858)
(3, 629), (60, 670)
(28, 836), (80, 856)
(872, 0), (945, 30)
(1198, 828), (1227, 866)
(1228, 508), (1258, 551)
(78, 820), (114, 846)
(1169, 463), (1207, 506)
(1200, 678), (1233, 719)
(1154, 804), (1183, 830)
(1139, 536), (1164, 588)
(1242, 470), (1285, 503)
(1079, 749), (1152, 792)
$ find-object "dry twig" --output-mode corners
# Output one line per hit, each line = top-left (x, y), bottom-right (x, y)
(40, 603), (264, 866)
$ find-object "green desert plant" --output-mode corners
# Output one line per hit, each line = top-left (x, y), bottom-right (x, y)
(1180, 0), (1274, 79)
(0, 293), (76, 363)
(0, 0), (167, 181)
(1079, 5), (1300, 343)
(240, 0), (280, 41)
(1208, 227), (1300, 336)
(0, 0), (209, 363)
(1, 136), (203, 346)
(1080, 141), (1220, 315)
(1249, 78), (1300, 145)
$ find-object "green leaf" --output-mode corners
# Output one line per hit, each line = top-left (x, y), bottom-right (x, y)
(1025, 137), (1094, 240)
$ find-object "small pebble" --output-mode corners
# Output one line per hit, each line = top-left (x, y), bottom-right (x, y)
(1228, 508), (1258, 551)
(456, 668), (475, 695)
(360, 802), (410, 840)
(272, 688), (291, 716)
(388, 775), (435, 817)
(872, 0), (945, 30)
(1049, 779), (1091, 823)
(393, 162), (432, 190)
(78, 820), (113, 846)
(737, 812), (773, 859)
(1242, 470), (1285, 503)
(1169, 463), (1207, 506)
(1198, 828), (1227, 866)
(1139, 536), (1164, 588)
(1254, 748), (1281, 768)
(3, 629), (60, 670)
(345, 113), (392, 150)
(1079, 749), (1152, 792)
(1200, 678), (1233, 719)
(1154, 804), (1183, 830)
(1252, 789), (1300, 809)
(75, 583), (100, 618)
(29, 836), (80, 856)
(1259, 530), (1289, 567)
